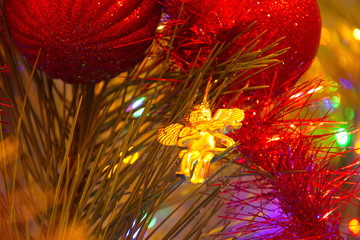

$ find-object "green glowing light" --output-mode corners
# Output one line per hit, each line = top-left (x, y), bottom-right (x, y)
(329, 82), (339, 92)
(345, 107), (355, 120)
(331, 96), (340, 108)
(148, 217), (157, 229)
(132, 108), (145, 118)
(336, 128), (350, 146)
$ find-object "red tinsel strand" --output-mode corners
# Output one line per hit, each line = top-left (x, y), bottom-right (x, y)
(221, 134), (358, 239)
(215, 77), (359, 238)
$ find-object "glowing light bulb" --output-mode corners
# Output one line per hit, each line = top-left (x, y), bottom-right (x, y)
(125, 219), (141, 239)
(349, 218), (360, 235)
(307, 86), (323, 94)
(132, 108), (145, 118)
(353, 28), (360, 40)
(148, 217), (157, 229)
(126, 214), (148, 239)
(120, 146), (139, 164)
(157, 25), (165, 30)
(335, 128), (350, 146)
(355, 141), (360, 155)
(340, 78), (353, 90)
(290, 92), (303, 99)
(290, 86), (323, 99)
(267, 136), (281, 142)
(323, 99), (333, 111)
(123, 151), (139, 164)
(103, 147), (140, 178)
(127, 97), (146, 112)
(331, 96), (340, 108)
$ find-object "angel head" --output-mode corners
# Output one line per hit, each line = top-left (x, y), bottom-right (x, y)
(183, 102), (212, 126)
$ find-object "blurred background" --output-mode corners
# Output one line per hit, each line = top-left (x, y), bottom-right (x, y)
(308, 0), (360, 236)
(1, 0), (360, 239)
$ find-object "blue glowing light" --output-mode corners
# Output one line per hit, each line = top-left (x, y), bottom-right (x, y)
(323, 98), (333, 110)
(125, 219), (141, 239)
(132, 108), (145, 118)
(340, 78), (353, 90)
(127, 97), (146, 112)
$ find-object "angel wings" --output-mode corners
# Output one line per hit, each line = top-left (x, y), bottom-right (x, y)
(157, 106), (244, 183)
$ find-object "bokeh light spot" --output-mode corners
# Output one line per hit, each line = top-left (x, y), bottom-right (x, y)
(132, 108), (145, 118)
(323, 98), (333, 111)
(328, 81), (339, 92)
(127, 97), (146, 112)
(345, 107), (355, 120)
(331, 96), (340, 108)
(349, 218), (360, 235)
(120, 146), (139, 164)
(340, 78), (353, 90)
(123, 152), (139, 164)
(353, 28), (360, 40)
(335, 128), (350, 146)
(148, 217), (157, 229)
(355, 141), (360, 155)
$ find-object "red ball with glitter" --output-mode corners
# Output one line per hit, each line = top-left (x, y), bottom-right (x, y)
(4, 0), (161, 84)
(165, 0), (322, 94)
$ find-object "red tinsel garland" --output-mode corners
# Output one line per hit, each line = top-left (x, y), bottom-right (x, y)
(215, 78), (359, 239)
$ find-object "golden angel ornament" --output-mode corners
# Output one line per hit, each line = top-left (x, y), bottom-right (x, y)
(157, 91), (244, 184)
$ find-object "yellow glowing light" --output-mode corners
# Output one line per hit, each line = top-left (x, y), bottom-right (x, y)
(123, 151), (139, 164)
(322, 209), (334, 219)
(353, 28), (360, 40)
(103, 164), (118, 179)
(307, 86), (323, 94)
(104, 162), (128, 178)
(329, 82), (339, 92)
(290, 86), (323, 99)
(267, 136), (281, 142)
(290, 92), (303, 99)
(157, 25), (165, 30)
(349, 218), (360, 235)
(120, 146), (139, 164)
(355, 141), (360, 155)
(103, 148), (139, 178)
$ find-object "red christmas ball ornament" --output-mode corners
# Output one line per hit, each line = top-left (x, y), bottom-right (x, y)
(165, 0), (322, 95)
(4, 0), (161, 84)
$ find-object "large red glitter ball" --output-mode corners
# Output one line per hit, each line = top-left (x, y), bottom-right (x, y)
(165, 0), (322, 94)
(4, 0), (161, 84)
